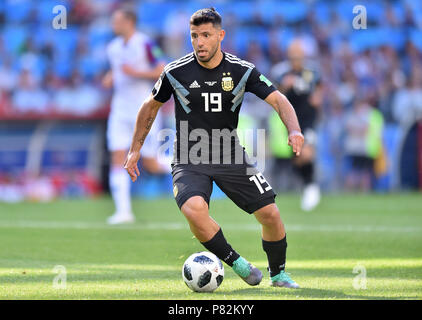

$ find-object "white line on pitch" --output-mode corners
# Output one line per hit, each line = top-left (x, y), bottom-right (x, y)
(0, 221), (420, 233)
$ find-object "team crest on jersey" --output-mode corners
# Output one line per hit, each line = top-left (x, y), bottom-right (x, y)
(302, 70), (314, 83)
(221, 72), (234, 91)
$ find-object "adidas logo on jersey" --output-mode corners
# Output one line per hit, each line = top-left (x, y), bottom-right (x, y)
(189, 80), (201, 88)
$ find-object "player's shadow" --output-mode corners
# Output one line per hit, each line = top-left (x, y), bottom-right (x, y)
(214, 287), (409, 300)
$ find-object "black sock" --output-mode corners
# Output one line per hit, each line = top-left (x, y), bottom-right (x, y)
(262, 236), (287, 277)
(201, 228), (240, 267)
(296, 163), (314, 185)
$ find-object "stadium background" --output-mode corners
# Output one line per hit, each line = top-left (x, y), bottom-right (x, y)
(0, 0), (421, 201)
(0, 0), (421, 301)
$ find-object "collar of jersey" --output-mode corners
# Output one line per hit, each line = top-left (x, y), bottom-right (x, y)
(194, 50), (225, 71)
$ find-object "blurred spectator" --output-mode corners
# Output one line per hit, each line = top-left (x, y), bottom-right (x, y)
(267, 30), (284, 64)
(392, 71), (422, 127)
(0, 58), (18, 94)
(24, 174), (57, 202)
(53, 71), (104, 115)
(344, 98), (384, 191)
(0, 170), (102, 203)
(325, 99), (346, 191)
(0, 174), (24, 203)
(12, 69), (49, 113)
(69, 0), (95, 26)
(163, 9), (190, 59)
(0, 0), (421, 193)
(245, 40), (271, 75)
(1, 0), (420, 126)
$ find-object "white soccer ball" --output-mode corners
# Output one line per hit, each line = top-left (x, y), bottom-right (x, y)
(182, 251), (224, 292)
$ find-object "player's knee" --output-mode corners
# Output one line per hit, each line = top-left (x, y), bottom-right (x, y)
(255, 205), (281, 226)
(181, 196), (208, 220)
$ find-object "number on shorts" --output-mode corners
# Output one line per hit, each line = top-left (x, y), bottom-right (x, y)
(249, 173), (272, 194)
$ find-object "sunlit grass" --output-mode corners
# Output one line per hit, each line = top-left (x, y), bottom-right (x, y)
(0, 194), (421, 299)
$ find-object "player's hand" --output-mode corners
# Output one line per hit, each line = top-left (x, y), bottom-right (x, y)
(102, 71), (113, 88)
(282, 74), (296, 89)
(124, 151), (141, 182)
(121, 64), (139, 77)
(288, 130), (304, 156)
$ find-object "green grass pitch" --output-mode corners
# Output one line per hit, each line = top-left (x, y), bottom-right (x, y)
(0, 193), (421, 300)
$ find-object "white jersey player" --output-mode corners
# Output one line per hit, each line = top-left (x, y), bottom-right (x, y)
(102, 9), (166, 225)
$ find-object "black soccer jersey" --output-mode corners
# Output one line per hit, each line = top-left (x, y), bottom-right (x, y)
(152, 51), (277, 165)
(271, 61), (321, 130)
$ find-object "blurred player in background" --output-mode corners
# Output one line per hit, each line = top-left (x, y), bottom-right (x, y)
(271, 40), (323, 211)
(102, 9), (166, 224)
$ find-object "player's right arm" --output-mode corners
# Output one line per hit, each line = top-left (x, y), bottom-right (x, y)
(245, 67), (304, 156)
(124, 94), (164, 182)
(124, 70), (173, 182)
(265, 91), (304, 156)
(102, 70), (113, 88)
(103, 41), (114, 88)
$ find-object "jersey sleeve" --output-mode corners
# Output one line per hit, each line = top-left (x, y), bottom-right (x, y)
(145, 40), (165, 66)
(313, 69), (322, 86)
(152, 71), (173, 103)
(275, 69), (289, 87)
(105, 42), (113, 64)
(245, 67), (277, 100)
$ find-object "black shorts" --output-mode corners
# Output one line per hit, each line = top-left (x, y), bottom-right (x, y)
(350, 155), (374, 171)
(172, 163), (276, 214)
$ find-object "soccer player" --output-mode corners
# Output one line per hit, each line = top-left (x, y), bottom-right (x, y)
(124, 8), (304, 288)
(103, 9), (167, 225)
(271, 40), (323, 211)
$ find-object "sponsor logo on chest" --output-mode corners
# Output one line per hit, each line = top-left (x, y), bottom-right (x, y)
(204, 81), (217, 87)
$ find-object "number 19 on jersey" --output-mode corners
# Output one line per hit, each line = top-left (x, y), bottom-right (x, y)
(202, 93), (222, 112)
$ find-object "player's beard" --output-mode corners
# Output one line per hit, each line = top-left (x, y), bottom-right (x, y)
(196, 44), (219, 63)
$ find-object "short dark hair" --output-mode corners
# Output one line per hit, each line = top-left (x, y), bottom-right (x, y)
(190, 7), (222, 28)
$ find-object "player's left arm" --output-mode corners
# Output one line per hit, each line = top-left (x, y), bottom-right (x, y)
(265, 91), (304, 156)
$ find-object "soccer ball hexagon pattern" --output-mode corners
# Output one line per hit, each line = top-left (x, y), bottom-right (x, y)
(182, 251), (224, 292)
